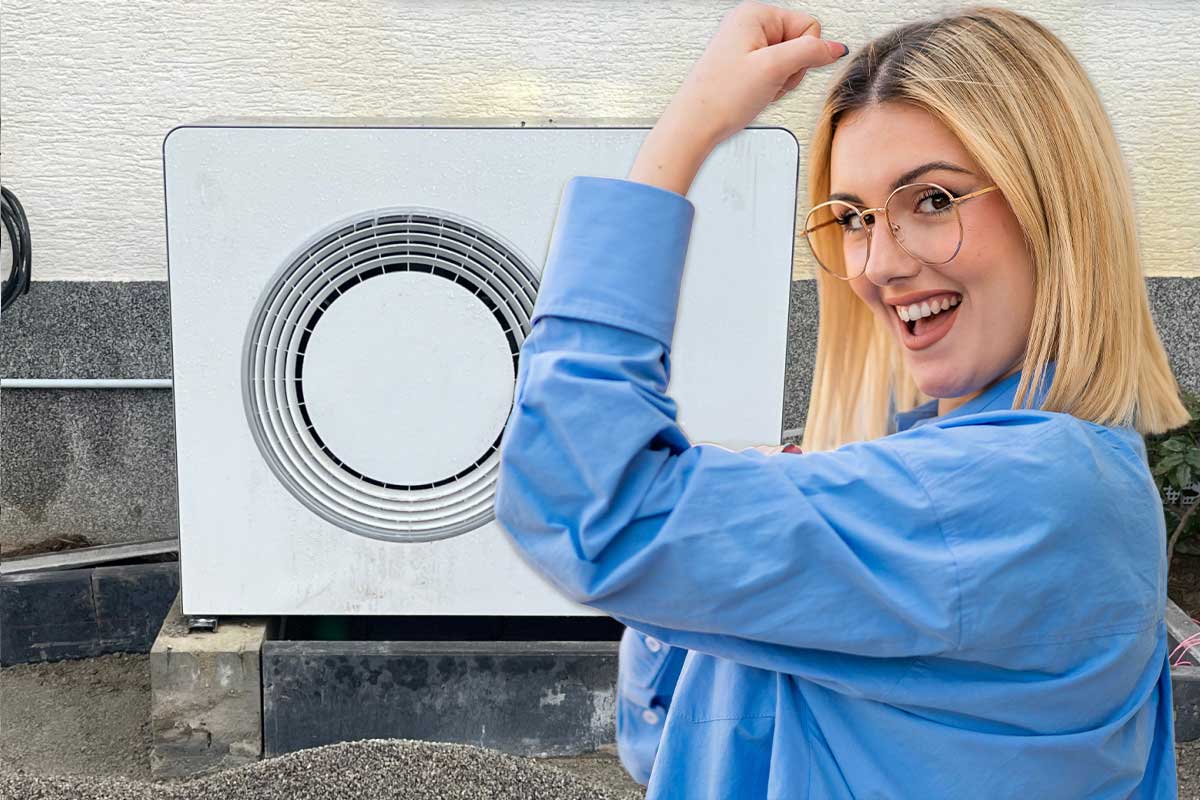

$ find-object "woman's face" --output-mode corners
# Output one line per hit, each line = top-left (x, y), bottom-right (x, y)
(828, 101), (1035, 408)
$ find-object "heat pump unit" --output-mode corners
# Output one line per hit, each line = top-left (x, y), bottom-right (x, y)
(163, 119), (798, 616)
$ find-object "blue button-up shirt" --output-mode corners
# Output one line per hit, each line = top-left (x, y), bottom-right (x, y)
(493, 175), (1177, 798)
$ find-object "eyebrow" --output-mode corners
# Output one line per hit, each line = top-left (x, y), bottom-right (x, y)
(828, 161), (976, 205)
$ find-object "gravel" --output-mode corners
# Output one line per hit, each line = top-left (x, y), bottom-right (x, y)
(0, 739), (644, 800)
(1, 653), (644, 800)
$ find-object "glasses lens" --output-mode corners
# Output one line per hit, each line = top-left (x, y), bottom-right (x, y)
(804, 201), (869, 279)
(885, 183), (963, 264)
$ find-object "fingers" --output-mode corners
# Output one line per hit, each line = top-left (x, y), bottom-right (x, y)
(743, 2), (844, 77)
(772, 67), (809, 102)
(744, 0), (820, 45)
(749, 444), (802, 456)
(739, 0), (820, 45)
(776, 6), (820, 44)
(772, 31), (847, 72)
(762, 5), (819, 102)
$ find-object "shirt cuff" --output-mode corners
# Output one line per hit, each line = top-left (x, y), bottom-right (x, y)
(530, 175), (697, 349)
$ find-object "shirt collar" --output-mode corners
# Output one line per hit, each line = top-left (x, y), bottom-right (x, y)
(893, 360), (1058, 433)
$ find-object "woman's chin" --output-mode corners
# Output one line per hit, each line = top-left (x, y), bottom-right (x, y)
(909, 365), (972, 401)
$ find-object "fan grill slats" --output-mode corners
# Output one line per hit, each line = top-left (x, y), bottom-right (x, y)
(242, 209), (538, 542)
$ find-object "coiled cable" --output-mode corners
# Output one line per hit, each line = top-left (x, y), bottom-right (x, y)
(2, 184), (32, 313)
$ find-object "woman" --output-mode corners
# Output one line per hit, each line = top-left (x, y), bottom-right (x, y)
(494, 2), (1190, 797)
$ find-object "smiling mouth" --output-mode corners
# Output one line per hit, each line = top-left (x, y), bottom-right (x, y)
(891, 293), (962, 351)
(896, 293), (961, 336)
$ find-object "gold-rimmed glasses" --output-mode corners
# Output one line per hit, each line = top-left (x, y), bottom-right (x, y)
(801, 182), (1000, 280)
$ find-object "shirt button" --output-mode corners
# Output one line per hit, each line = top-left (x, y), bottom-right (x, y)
(641, 708), (660, 724)
(644, 636), (662, 653)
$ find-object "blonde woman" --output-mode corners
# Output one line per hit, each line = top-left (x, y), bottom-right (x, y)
(494, 2), (1190, 796)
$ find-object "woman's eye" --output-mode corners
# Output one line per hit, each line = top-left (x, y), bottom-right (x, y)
(836, 212), (866, 232)
(917, 191), (953, 214)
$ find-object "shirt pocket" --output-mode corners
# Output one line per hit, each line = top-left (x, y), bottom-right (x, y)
(618, 627), (678, 708)
(675, 654), (777, 723)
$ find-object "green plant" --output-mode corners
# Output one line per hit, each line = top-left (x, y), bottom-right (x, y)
(1145, 390), (1200, 569)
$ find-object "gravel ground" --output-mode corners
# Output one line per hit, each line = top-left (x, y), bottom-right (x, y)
(0, 653), (644, 799)
(5, 652), (1200, 798)
(0, 740), (644, 800)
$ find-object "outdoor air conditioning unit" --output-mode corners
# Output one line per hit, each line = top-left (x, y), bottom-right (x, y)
(163, 118), (799, 617)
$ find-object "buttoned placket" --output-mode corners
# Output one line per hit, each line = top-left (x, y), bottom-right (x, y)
(641, 634), (664, 724)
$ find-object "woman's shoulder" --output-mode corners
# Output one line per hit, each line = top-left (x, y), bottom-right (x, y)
(792, 407), (1155, 524)
(880, 407), (1151, 485)
(873, 409), (1165, 649)
(883, 408), (1159, 526)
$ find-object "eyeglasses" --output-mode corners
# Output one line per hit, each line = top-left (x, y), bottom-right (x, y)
(801, 182), (999, 280)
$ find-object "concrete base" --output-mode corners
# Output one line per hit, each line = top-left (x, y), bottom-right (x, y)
(149, 593), (275, 779)
(262, 639), (618, 758)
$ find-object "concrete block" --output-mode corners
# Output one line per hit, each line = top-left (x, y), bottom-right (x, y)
(150, 592), (274, 778)
(262, 640), (618, 758)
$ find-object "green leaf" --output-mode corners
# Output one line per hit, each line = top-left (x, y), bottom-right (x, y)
(1163, 438), (1188, 453)
(1186, 450), (1200, 471)
(1155, 454), (1185, 474)
(1176, 463), (1194, 490)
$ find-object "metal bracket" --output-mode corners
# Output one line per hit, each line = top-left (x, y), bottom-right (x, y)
(187, 616), (219, 633)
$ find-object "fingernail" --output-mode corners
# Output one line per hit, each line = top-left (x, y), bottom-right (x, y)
(826, 40), (849, 58)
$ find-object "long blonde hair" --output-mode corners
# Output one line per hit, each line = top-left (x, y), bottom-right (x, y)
(800, 6), (1188, 452)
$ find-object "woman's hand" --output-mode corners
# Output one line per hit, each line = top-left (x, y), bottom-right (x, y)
(751, 443), (804, 456)
(666, 1), (848, 149)
(629, 1), (848, 195)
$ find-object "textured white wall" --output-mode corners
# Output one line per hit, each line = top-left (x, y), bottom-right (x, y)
(1, 0), (1196, 281)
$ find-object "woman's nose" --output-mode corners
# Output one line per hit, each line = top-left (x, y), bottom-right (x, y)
(861, 219), (923, 286)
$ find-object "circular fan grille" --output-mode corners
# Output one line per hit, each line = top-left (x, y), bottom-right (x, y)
(242, 208), (539, 542)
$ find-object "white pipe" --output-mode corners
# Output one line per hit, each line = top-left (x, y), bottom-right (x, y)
(0, 378), (173, 389)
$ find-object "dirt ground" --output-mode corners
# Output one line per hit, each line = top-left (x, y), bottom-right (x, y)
(0, 653), (644, 797)
(1171, 552), (1200, 622)
(5, 652), (1200, 797)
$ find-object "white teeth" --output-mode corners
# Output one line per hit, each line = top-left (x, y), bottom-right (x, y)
(894, 294), (961, 326)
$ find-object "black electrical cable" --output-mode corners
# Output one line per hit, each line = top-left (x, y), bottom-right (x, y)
(2, 184), (32, 313)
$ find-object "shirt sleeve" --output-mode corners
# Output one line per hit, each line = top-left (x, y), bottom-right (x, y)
(492, 176), (1157, 683)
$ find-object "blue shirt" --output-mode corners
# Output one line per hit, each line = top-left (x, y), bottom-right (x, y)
(493, 175), (1177, 798)
(616, 625), (689, 784)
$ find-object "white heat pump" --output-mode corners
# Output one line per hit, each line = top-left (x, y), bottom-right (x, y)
(163, 119), (798, 616)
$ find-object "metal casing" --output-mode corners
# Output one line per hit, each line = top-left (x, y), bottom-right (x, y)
(163, 121), (798, 615)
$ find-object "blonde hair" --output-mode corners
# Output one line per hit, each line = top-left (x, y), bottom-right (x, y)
(800, 5), (1188, 452)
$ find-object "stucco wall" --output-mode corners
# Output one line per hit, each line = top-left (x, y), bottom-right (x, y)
(1, 0), (1197, 281)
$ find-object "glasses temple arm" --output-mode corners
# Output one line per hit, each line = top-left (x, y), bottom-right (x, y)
(954, 185), (1000, 204)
